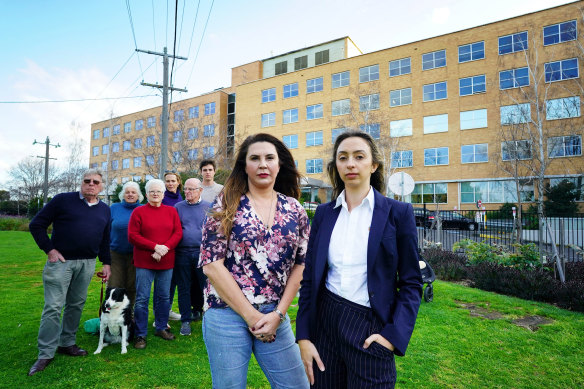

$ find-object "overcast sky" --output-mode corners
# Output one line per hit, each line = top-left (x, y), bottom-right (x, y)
(0, 0), (577, 189)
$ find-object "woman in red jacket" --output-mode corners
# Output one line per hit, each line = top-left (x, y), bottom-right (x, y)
(128, 179), (182, 349)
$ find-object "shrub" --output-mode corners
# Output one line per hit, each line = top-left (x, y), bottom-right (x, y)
(0, 217), (30, 231)
(422, 247), (468, 281)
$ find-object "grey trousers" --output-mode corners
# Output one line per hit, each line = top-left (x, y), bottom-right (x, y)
(37, 258), (96, 359)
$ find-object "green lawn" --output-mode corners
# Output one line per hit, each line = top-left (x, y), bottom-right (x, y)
(1, 231), (583, 388)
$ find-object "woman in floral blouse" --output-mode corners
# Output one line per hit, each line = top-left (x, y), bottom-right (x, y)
(199, 133), (310, 388)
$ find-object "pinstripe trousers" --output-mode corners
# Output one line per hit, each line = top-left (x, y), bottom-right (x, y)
(312, 289), (396, 389)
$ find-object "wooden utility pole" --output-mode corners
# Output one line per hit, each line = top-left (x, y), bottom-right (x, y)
(33, 136), (60, 204)
(138, 47), (187, 178)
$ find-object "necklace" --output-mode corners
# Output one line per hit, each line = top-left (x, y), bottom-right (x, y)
(249, 190), (275, 228)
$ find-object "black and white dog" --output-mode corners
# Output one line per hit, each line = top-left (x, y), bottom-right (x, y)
(94, 287), (133, 355)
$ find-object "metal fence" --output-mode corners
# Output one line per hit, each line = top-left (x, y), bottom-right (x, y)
(417, 210), (584, 263)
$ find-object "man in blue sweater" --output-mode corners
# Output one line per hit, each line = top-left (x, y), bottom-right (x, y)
(28, 169), (112, 376)
(172, 178), (211, 336)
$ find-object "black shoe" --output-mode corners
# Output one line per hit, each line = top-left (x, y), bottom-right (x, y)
(28, 358), (53, 376)
(57, 344), (88, 357)
(191, 311), (202, 322)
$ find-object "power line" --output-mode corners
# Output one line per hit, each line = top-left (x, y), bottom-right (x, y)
(176, 0), (200, 74)
(126, 0), (144, 78)
(0, 95), (158, 104)
(169, 0), (179, 110)
(186, 0), (214, 86)
(151, 0), (158, 77)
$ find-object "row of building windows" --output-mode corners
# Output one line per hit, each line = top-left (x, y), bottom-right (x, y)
(260, 96), (581, 133)
(99, 147), (217, 171)
(173, 102), (215, 122)
(274, 49), (330, 75)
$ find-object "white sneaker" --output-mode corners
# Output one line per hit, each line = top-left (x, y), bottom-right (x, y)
(153, 321), (171, 330)
(168, 310), (181, 321)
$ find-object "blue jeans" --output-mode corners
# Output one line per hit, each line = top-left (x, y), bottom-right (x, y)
(202, 304), (309, 389)
(135, 267), (173, 337)
(169, 249), (199, 322)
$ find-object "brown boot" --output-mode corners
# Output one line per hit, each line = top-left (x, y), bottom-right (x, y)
(154, 329), (175, 340)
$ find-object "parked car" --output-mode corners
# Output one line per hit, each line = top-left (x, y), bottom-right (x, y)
(412, 208), (432, 227)
(428, 211), (478, 231)
(303, 202), (319, 211)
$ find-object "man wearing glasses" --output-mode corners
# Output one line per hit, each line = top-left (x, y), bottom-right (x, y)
(28, 169), (112, 376)
(172, 178), (211, 336)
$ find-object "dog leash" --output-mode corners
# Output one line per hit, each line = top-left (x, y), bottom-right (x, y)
(96, 271), (107, 318)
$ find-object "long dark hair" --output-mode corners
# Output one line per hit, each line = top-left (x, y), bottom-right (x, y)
(327, 131), (385, 200)
(213, 133), (301, 237)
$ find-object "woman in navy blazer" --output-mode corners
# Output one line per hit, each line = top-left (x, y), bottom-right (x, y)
(296, 131), (423, 388)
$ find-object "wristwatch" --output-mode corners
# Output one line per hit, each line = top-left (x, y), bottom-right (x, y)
(274, 309), (285, 323)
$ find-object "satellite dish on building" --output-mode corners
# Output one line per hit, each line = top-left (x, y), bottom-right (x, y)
(387, 172), (415, 199)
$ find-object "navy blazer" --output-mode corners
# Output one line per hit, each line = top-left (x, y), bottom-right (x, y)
(296, 189), (423, 356)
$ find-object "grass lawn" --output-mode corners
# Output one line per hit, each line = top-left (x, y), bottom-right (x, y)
(1, 231), (583, 388)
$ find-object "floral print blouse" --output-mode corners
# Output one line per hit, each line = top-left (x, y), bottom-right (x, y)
(199, 192), (310, 310)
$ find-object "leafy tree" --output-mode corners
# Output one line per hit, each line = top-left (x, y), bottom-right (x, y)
(544, 180), (578, 216)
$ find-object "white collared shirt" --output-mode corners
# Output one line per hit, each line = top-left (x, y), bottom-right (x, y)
(326, 187), (374, 307)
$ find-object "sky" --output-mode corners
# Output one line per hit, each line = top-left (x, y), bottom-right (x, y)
(0, 0), (578, 189)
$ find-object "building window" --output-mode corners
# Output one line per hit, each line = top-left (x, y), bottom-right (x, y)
(332, 71), (350, 88)
(548, 135), (582, 158)
(275, 61), (287, 75)
(331, 128), (348, 143)
(283, 108), (298, 124)
(205, 102), (216, 115)
(461, 144), (488, 163)
(101, 161), (108, 171)
(545, 58), (579, 82)
(102, 144), (109, 154)
(411, 183), (447, 204)
(391, 150), (413, 168)
(133, 157), (142, 168)
(93, 129), (100, 139)
(424, 114), (448, 134)
(90, 163), (98, 169)
(359, 94), (379, 111)
(332, 99), (350, 116)
(134, 138), (142, 149)
(422, 50), (446, 70)
(389, 88), (411, 107)
(283, 134), (298, 149)
(123, 140), (131, 151)
(306, 77), (323, 94)
(204, 124), (215, 137)
(543, 20), (577, 46)
(459, 75), (486, 96)
(111, 160), (119, 170)
(174, 109), (184, 122)
(261, 112), (276, 127)
(390, 119), (413, 137)
(423, 81), (447, 102)
(359, 64), (379, 83)
(147, 117), (156, 128)
(424, 147), (449, 166)
(295, 55), (308, 71)
(283, 83), (298, 98)
(203, 146), (215, 158)
(92, 146), (99, 156)
(189, 106), (199, 119)
(262, 88), (276, 103)
(550, 177), (584, 201)
(146, 135), (155, 147)
(546, 96), (581, 120)
(188, 127), (199, 139)
(135, 119), (143, 130)
(113, 124), (120, 135)
(460, 109), (487, 130)
(188, 149), (198, 160)
(172, 151), (182, 163)
(103, 127), (110, 138)
(173, 131), (182, 142)
(501, 103), (531, 125)
(315, 50), (329, 65)
(459, 41), (484, 63)
(499, 31), (528, 54)
(122, 158), (130, 169)
(359, 123), (380, 139)
(146, 155), (155, 166)
(306, 104), (323, 120)
(502, 140), (532, 160)
(306, 159), (323, 174)
(112, 142), (119, 153)
(499, 67), (529, 89)
(389, 57), (411, 77)
(306, 131), (323, 147)
(461, 180), (534, 203)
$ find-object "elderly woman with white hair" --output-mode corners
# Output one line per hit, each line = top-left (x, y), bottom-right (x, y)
(128, 179), (182, 349)
(108, 181), (144, 308)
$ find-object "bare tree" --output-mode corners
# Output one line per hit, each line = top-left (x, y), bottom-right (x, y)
(7, 157), (60, 203)
(57, 121), (88, 192)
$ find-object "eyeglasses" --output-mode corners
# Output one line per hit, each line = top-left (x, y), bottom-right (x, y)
(184, 187), (203, 191)
(148, 190), (163, 195)
(83, 179), (101, 185)
(164, 170), (177, 173)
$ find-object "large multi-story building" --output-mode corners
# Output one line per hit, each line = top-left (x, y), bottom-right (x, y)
(90, 2), (583, 209)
